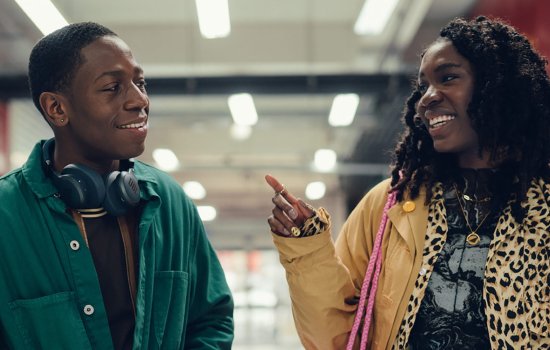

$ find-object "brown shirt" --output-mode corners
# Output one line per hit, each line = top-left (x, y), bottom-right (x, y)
(73, 208), (139, 350)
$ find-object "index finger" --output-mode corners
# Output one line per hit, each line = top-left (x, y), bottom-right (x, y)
(265, 174), (284, 192)
(265, 174), (299, 204)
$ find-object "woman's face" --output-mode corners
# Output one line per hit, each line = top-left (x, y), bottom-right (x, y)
(417, 39), (490, 168)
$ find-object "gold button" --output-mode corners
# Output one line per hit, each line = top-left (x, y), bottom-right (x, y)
(402, 201), (415, 212)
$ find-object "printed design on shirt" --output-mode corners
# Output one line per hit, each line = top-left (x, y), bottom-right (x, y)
(408, 182), (497, 349)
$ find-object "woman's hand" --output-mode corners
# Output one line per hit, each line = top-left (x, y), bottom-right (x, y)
(265, 174), (314, 237)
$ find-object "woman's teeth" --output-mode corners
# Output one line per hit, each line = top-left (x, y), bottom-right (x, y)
(429, 115), (455, 128)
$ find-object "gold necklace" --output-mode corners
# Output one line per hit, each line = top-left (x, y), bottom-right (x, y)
(453, 184), (491, 246)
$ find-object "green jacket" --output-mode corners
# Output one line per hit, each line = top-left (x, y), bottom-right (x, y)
(0, 141), (234, 349)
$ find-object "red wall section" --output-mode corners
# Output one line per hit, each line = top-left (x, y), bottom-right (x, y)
(0, 101), (8, 174)
(470, 0), (550, 70)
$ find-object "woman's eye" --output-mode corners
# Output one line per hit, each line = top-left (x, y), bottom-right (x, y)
(136, 80), (147, 91)
(417, 82), (427, 93)
(442, 75), (457, 83)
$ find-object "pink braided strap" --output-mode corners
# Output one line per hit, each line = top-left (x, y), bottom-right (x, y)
(346, 191), (397, 350)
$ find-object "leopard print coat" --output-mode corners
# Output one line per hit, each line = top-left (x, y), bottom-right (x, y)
(272, 178), (548, 350)
(393, 179), (549, 349)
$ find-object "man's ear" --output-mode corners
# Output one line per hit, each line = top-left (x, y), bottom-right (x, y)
(39, 92), (68, 127)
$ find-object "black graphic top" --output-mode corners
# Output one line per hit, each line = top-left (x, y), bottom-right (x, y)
(408, 169), (504, 350)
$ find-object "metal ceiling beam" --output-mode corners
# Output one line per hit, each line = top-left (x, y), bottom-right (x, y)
(0, 73), (412, 99)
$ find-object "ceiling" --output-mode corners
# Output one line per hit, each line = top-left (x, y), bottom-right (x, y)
(0, 0), (477, 249)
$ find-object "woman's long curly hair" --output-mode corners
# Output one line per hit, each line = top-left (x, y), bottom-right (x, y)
(390, 16), (550, 219)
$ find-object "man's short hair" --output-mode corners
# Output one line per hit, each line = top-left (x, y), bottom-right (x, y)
(28, 22), (116, 115)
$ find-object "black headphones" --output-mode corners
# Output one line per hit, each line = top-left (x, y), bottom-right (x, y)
(42, 138), (140, 216)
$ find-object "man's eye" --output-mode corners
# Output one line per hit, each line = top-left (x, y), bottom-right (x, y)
(103, 84), (120, 92)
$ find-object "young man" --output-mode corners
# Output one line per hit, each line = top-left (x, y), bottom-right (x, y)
(0, 22), (234, 349)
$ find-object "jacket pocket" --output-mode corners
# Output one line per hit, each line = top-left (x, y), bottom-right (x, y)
(9, 291), (92, 350)
(152, 271), (189, 349)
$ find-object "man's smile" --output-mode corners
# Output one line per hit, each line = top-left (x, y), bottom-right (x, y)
(117, 118), (148, 129)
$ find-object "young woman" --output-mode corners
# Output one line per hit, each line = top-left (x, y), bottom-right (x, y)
(266, 17), (549, 349)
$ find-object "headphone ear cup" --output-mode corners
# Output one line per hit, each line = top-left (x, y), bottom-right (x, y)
(104, 170), (140, 216)
(118, 171), (141, 206)
(51, 173), (87, 209)
(57, 164), (106, 209)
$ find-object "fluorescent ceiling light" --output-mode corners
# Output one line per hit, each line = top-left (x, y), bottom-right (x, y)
(354, 0), (400, 36)
(14, 0), (69, 35)
(228, 93), (258, 126)
(328, 94), (360, 126)
(183, 181), (206, 200)
(197, 205), (217, 221)
(230, 123), (252, 140)
(195, 0), (231, 39)
(314, 149), (337, 172)
(305, 181), (326, 200)
(152, 148), (180, 172)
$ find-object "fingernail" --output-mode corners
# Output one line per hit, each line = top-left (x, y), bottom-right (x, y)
(289, 208), (298, 220)
(283, 228), (291, 236)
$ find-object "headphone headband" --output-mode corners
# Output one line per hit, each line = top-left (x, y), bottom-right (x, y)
(42, 138), (140, 215)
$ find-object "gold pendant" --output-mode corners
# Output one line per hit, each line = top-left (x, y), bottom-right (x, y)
(466, 232), (480, 246)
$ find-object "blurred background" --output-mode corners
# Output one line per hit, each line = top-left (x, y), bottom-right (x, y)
(0, 0), (548, 348)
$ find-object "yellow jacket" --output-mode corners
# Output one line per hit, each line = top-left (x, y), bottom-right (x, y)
(273, 178), (549, 349)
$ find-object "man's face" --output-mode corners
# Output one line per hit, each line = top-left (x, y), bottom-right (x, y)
(60, 35), (149, 166)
